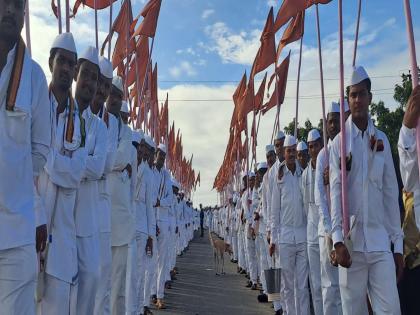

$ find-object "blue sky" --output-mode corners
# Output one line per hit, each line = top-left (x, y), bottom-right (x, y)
(27, 0), (420, 206)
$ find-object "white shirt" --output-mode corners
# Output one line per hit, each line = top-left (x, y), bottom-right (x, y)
(74, 106), (107, 237)
(152, 166), (173, 223)
(330, 117), (403, 254)
(135, 161), (156, 236)
(301, 161), (321, 244)
(0, 45), (51, 250)
(270, 162), (306, 245)
(315, 145), (332, 236)
(260, 170), (271, 234)
(398, 125), (420, 230)
(110, 119), (135, 246)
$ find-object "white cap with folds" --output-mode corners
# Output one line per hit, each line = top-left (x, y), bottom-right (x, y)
(275, 130), (285, 140)
(248, 171), (256, 178)
(99, 56), (113, 79)
(284, 135), (297, 147)
(307, 129), (321, 142)
(112, 76), (124, 93)
(265, 144), (275, 154)
(328, 101), (340, 114)
(145, 135), (155, 148)
(132, 130), (144, 144)
(297, 141), (308, 151)
(257, 162), (268, 171)
(349, 65), (369, 86)
(157, 144), (167, 154)
(79, 46), (99, 67)
(51, 32), (77, 55)
(120, 101), (129, 113)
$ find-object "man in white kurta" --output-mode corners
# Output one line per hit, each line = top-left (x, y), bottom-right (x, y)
(73, 46), (107, 315)
(0, 4), (51, 312)
(153, 144), (174, 309)
(93, 56), (118, 315)
(330, 66), (403, 315)
(107, 78), (136, 315)
(270, 135), (310, 315)
(37, 33), (87, 315)
(314, 101), (343, 315)
(301, 129), (323, 315)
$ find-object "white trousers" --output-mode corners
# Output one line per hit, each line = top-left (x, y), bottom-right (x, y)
(319, 235), (342, 315)
(307, 242), (323, 315)
(75, 235), (100, 315)
(279, 242), (310, 315)
(111, 244), (128, 315)
(37, 274), (77, 315)
(143, 236), (157, 307)
(245, 234), (258, 283)
(237, 227), (246, 269)
(125, 238), (138, 315)
(0, 245), (36, 315)
(231, 232), (238, 261)
(94, 232), (112, 315)
(156, 220), (170, 299)
(135, 233), (151, 313)
(339, 251), (400, 315)
(257, 233), (270, 293)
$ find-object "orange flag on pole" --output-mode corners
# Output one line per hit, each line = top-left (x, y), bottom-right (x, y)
(262, 51), (291, 115)
(273, 0), (306, 32)
(230, 72), (247, 129)
(251, 7), (276, 77)
(132, 0), (162, 38)
(254, 72), (267, 113)
(276, 11), (305, 61)
(72, 0), (117, 16)
(126, 36), (149, 86)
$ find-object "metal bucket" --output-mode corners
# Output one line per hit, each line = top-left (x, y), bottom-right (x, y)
(264, 267), (281, 302)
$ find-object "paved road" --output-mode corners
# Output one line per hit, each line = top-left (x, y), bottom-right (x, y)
(154, 230), (274, 315)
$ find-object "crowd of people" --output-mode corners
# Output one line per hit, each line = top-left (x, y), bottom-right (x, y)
(0, 2), (200, 315)
(206, 68), (420, 315)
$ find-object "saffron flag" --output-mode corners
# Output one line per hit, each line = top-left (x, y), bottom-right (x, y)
(230, 72), (247, 129)
(273, 0), (306, 32)
(276, 11), (305, 61)
(132, 0), (162, 38)
(72, 0), (118, 16)
(251, 7), (276, 77)
(254, 72), (267, 113)
(126, 36), (149, 86)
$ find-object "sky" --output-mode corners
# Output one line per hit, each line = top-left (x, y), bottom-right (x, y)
(25, 0), (420, 207)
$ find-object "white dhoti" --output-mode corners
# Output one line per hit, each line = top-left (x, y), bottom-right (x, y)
(111, 244), (128, 315)
(245, 234), (258, 283)
(75, 235), (100, 315)
(307, 242), (323, 315)
(0, 245), (36, 315)
(143, 236), (157, 308)
(231, 231), (238, 261)
(339, 251), (400, 315)
(94, 232), (112, 315)
(318, 235), (342, 315)
(156, 221), (170, 299)
(279, 242), (310, 315)
(125, 238), (138, 315)
(237, 227), (246, 270)
(135, 233), (151, 313)
(37, 274), (77, 315)
(257, 233), (270, 293)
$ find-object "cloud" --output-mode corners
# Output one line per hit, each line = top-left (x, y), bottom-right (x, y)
(202, 9), (215, 20)
(203, 22), (260, 65)
(267, 0), (277, 7)
(169, 61), (197, 78)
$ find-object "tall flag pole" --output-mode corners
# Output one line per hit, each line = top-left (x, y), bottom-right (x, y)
(94, 0), (99, 49)
(57, 0), (63, 34)
(315, 5), (328, 154)
(25, 0), (31, 55)
(403, 0), (420, 178)
(294, 36), (303, 138)
(65, 0), (70, 32)
(352, 0), (362, 66)
(108, 0), (113, 59)
(338, 0), (349, 236)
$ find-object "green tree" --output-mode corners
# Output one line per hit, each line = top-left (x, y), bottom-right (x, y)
(283, 118), (319, 142)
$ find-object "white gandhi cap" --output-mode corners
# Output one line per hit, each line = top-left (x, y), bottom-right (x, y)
(275, 130), (285, 140)
(349, 65), (370, 86)
(112, 76), (124, 93)
(78, 46), (99, 67)
(284, 135), (297, 147)
(265, 144), (275, 154)
(157, 144), (167, 154)
(51, 32), (77, 55)
(99, 56), (113, 79)
(307, 129), (321, 142)
(297, 141), (307, 151)
(120, 101), (129, 113)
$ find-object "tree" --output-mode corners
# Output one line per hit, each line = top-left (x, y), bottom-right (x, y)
(283, 118), (319, 142)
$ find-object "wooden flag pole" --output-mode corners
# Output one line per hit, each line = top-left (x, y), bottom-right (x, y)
(65, 0), (70, 32)
(338, 0), (350, 236)
(352, 0), (362, 66)
(315, 5), (328, 153)
(94, 0), (99, 49)
(294, 36), (303, 138)
(25, 0), (31, 55)
(57, 0), (62, 34)
(403, 0), (420, 179)
(108, 0), (113, 59)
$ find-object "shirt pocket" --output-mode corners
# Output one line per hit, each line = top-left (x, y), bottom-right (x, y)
(369, 153), (385, 190)
(5, 108), (30, 145)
